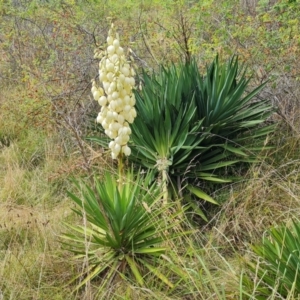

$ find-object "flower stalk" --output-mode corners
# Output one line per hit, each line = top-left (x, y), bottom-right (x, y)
(162, 169), (168, 205)
(156, 158), (171, 205)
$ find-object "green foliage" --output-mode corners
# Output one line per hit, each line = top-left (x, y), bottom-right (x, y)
(195, 56), (274, 140)
(90, 56), (273, 220)
(62, 170), (182, 291)
(242, 220), (300, 299)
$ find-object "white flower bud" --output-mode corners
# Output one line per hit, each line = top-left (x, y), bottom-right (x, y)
(110, 130), (118, 139)
(124, 128), (131, 136)
(113, 39), (120, 48)
(114, 66), (120, 74)
(127, 115), (134, 124)
(101, 106), (108, 115)
(109, 141), (115, 149)
(124, 86), (132, 94)
(106, 111), (114, 120)
(115, 136), (122, 145)
(107, 36), (114, 45)
(111, 146), (120, 155)
(107, 45), (115, 54)
(112, 91), (119, 99)
(124, 105), (131, 112)
(91, 85), (97, 94)
(108, 123), (114, 131)
(114, 97), (121, 105)
(124, 77), (131, 86)
(129, 77), (135, 86)
(106, 62), (114, 72)
(123, 95), (130, 104)
(120, 89), (127, 97)
(119, 74), (125, 82)
(112, 112), (118, 119)
(115, 106), (123, 113)
(130, 107), (137, 118)
(93, 90), (101, 101)
(107, 95), (113, 103)
(103, 81), (110, 92)
(105, 129), (112, 138)
(122, 145), (131, 156)
(117, 114), (125, 124)
(109, 82), (116, 91)
(116, 47), (124, 56)
(107, 87), (113, 95)
(98, 96), (107, 106)
(129, 96), (136, 106)
(114, 143), (121, 153)
(109, 100), (117, 111)
(99, 72), (107, 82)
(102, 120), (109, 130)
(116, 81), (123, 90)
(96, 114), (104, 124)
(106, 72), (114, 81)
(110, 54), (118, 64)
(99, 58), (105, 67)
(113, 122), (122, 132)
(121, 111), (129, 120)
(111, 152), (118, 160)
(121, 67), (130, 76)
(118, 127), (124, 136)
(118, 127), (127, 136)
(120, 134), (129, 144)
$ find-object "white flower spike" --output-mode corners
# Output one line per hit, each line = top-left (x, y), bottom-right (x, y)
(92, 24), (136, 159)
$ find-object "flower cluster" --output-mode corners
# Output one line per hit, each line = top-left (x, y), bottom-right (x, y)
(92, 24), (136, 159)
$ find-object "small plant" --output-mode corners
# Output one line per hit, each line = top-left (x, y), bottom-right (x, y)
(62, 170), (181, 291)
(242, 220), (300, 299)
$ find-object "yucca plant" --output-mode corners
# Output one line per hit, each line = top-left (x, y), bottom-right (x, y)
(89, 56), (274, 220)
(242, 220), (300, 299)
(131, 57), (273, 215)
(61, 170), (183, 291)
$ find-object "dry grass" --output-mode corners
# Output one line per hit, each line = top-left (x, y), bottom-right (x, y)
(0, 115), (77, 299)
(212, 161), (300, 244)
(0, 199), (75, 299)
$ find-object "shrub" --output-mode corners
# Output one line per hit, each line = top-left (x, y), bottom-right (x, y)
(242, 220), (300, 299)
(61, 170), (183, 292)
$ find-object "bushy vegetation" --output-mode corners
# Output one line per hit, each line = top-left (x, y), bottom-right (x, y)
(0, 0), (300, 299)
(243, 220), (300, 298)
